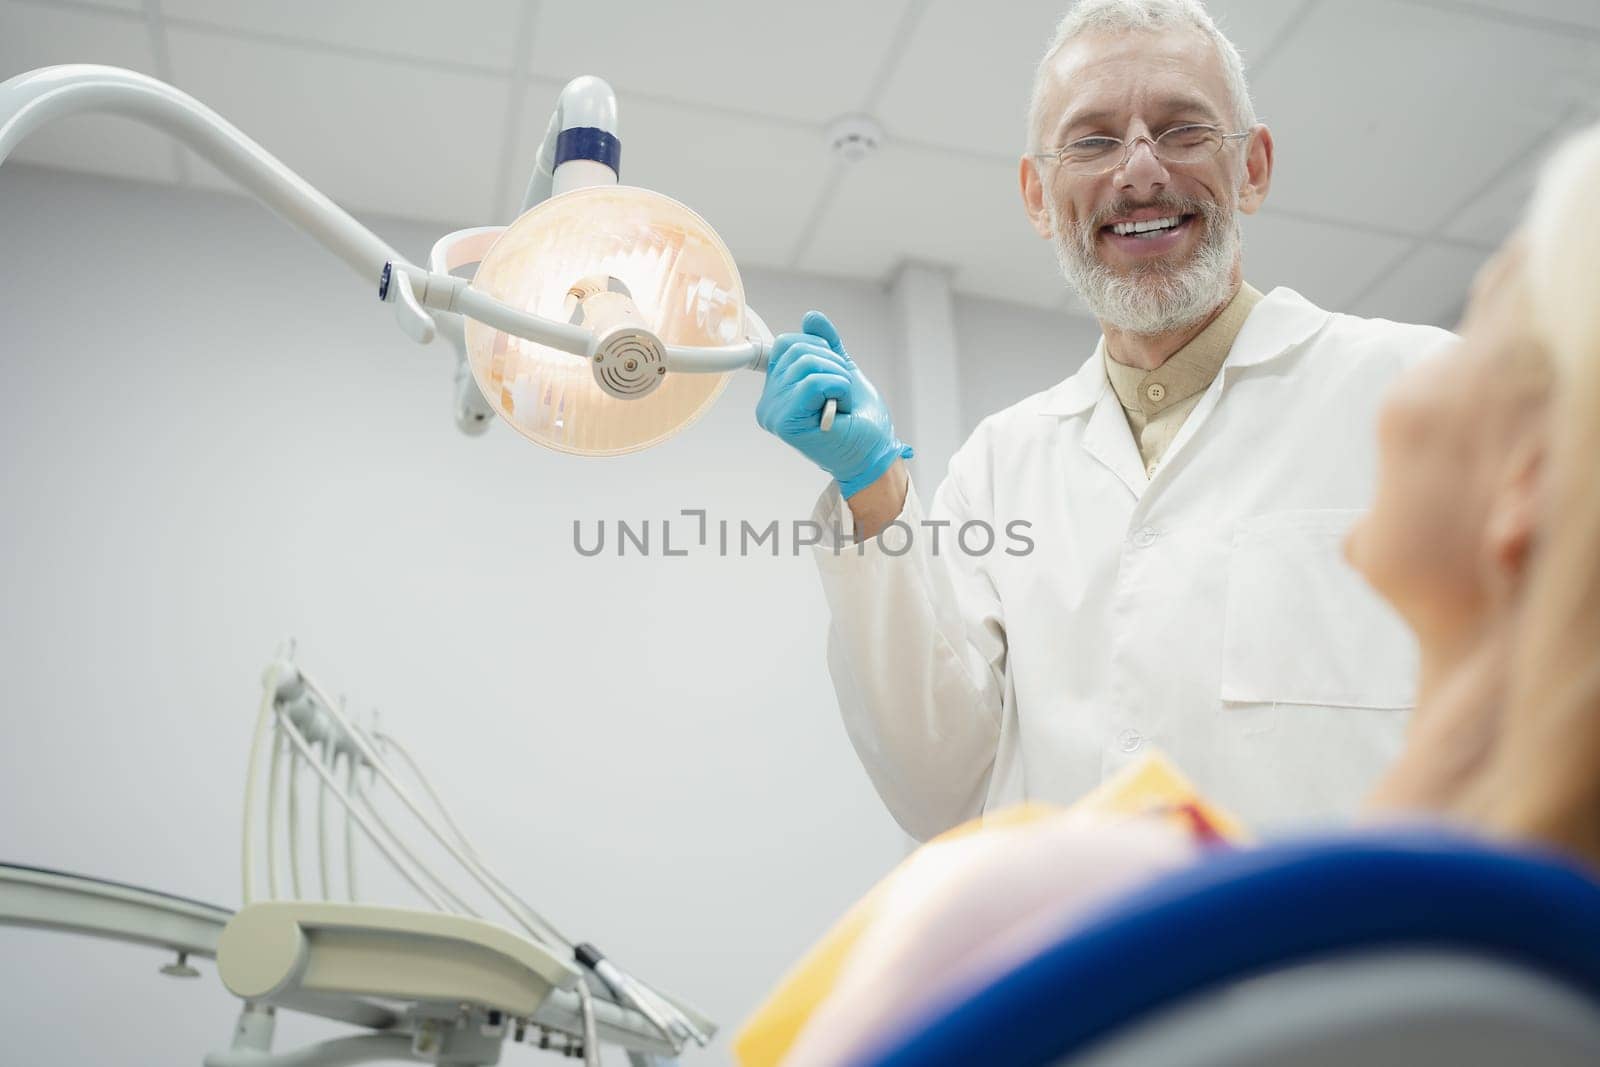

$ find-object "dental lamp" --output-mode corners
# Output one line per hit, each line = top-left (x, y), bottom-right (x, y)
(0, 64), (836, 454)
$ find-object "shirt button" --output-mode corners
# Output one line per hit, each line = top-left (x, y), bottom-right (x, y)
(1118, 729), (1146, 753)
(1132, 525), (1159, 548)
(1146, 382), (1167, 403)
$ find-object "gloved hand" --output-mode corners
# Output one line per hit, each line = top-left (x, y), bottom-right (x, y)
(756, 310), (913, 498)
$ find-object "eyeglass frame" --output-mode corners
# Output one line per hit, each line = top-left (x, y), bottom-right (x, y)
(1029, 123), (1252, 176)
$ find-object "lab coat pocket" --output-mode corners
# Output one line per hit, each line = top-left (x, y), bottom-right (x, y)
(1220, 509), (1417, 709)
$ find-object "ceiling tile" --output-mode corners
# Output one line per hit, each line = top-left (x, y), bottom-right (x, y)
(1427, 0), (1600, 33)
(875, 0), (1313, 160)
(1206, 0), (1323, 66)
(874, 0), (1072, 159)
(1252, 0), (1593, 235)
(1442, 97), (1600, 247)
(1240, 210), (1414, 311)
(1441, 146), (1541, 248)
(799, 142), (1067, 310)
(42, 0), (143, 9)
(0, 1), (177, 182)
(504, 81), (832, 268)
(159, 0), (524, 71)
(527, 0), (915, 124)
(1349, 241), (1489, 328)
(168, 27), (508, 228)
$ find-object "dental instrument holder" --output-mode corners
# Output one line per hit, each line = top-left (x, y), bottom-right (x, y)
(0, 64), (836, 436)
(218, 650), (716, 1066)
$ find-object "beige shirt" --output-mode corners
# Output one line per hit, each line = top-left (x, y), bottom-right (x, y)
(1104, 283), (1264, 476)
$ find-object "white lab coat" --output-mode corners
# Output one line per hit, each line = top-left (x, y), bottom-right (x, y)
(811, 287), (1456, 841)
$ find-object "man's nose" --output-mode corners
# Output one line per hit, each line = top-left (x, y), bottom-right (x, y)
(1116, 138), (1169, 196)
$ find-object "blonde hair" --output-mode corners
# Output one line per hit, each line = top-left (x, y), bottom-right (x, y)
(1469, 123), (1600, 866)
(1026, 0), (1257, 152)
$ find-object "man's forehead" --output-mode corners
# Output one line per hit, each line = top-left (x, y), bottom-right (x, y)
(1040, 29), (1231, 131)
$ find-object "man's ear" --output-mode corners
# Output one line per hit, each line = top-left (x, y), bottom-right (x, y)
(1020, 156), (1054, 239)
(1484, 433), (1547, 592)
(1236, 125), (1274, 216)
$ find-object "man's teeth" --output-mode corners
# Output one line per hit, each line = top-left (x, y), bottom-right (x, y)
(1110, 215), (1184, 237)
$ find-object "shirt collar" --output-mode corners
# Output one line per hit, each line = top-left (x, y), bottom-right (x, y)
(1104, 283), (1262, 417)
(1038, 286), (1330, 417)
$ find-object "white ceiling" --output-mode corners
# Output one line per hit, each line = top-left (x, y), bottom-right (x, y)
(3, 0), (1597, 326)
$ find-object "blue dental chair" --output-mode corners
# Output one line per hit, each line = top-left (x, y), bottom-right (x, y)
(857, 831), (1600, 1067)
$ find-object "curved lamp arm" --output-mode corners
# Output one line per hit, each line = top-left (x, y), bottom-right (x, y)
(0, 65), (398, 282)
(0, 65), (776, 374)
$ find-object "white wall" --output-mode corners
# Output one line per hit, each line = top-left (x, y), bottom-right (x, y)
(953, 294), (1103, 438)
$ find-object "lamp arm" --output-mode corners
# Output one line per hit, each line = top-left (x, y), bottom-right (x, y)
(0, 65), (804, 417)
(0, 65), (401, 284)
(663, 340), (768, 373)
(0, 66), (607, 358)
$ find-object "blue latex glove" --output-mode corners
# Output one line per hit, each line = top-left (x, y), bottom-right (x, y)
(756, 310), (913, 498)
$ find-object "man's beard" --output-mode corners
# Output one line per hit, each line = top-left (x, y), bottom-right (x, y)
(1051, 192), (1241, 336)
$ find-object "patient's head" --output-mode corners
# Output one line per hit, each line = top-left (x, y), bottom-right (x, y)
(1345, 244), (1551, 655)
(1465, 121), (1600, 866)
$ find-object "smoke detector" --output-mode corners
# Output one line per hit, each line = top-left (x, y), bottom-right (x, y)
(827, 114), (885, 162)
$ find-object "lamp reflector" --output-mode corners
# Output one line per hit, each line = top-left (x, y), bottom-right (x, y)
(465, 185), (744, 455)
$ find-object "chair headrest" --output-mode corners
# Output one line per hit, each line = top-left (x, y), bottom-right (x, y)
(859, 829), (1600, 1067)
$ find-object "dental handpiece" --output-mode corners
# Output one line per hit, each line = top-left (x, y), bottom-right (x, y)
(573, 943), (708, 1047)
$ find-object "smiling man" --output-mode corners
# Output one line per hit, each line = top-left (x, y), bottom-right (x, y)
(756, 0), (1454, 839)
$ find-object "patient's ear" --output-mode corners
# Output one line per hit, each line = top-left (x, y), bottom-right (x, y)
(1483, 434), (1547, 595)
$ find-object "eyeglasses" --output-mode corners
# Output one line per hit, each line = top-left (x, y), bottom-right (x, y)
(1031, 124), (1251, 176)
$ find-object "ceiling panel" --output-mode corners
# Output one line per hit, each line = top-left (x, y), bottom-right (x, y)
(1349, 241), (1489, 327)
(159, 0), (524, 71)
(168, 26), (508, 227)
(1205, 0), (1321, 66)
(505, 81), (832, 268)
(527, 0), (915, 125)
(875, 0), (1312, 160)
(1426, 0), (1600, 33)
(874, 0), (1073, 159)
(3, 0), (1584, 335)
(53, 0), (140, 9)
(1239, 210), (1413, 311)
(0, 1), (177, 182)
(799, 142), (1068, 309)
(1253, 0), (1594, 235)
(1441, 96), (1600, 247)
(1441, 147), (1541, 249)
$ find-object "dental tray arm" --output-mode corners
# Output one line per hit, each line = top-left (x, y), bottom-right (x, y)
(0, 861), (229, 961)
(0, 864), (396, 1031)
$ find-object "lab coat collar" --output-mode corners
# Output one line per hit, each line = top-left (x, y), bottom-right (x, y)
(1038, 286), (1330, 417)
(1038, 338), (1110, 416)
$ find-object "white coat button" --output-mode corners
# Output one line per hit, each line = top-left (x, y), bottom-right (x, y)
(1146, 382), (1167, 404)
(1118, 729), (1145, 753)
(1132, 526), (1159, 548)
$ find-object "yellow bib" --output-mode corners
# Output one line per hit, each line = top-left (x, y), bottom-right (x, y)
(732, 751), (1246, 1067)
